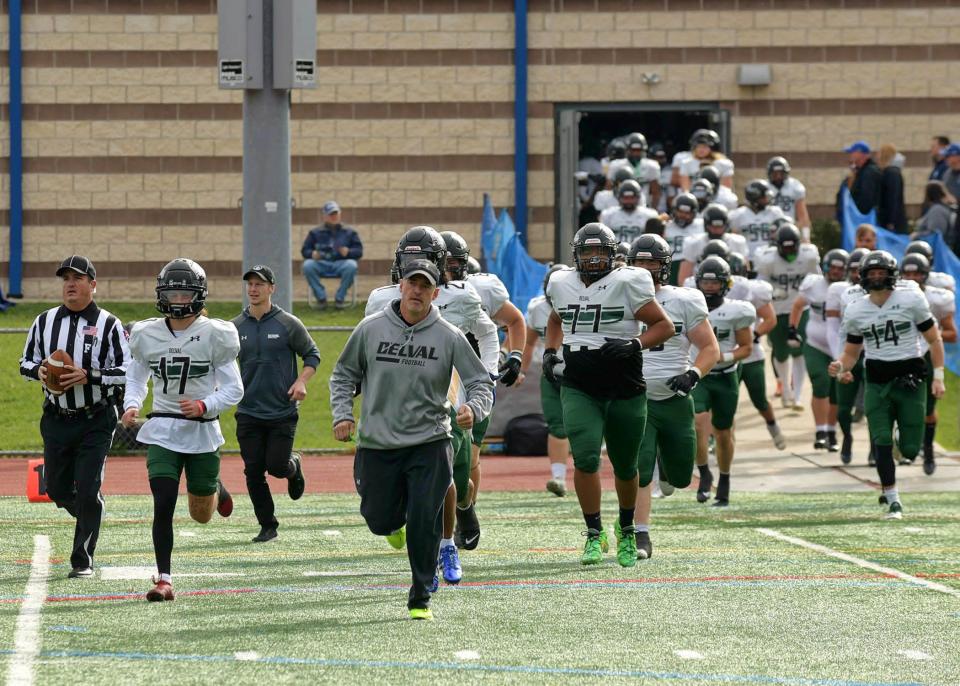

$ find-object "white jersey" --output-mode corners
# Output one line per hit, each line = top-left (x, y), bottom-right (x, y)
(755, 244), (821, 315)
(715, 185), (739, 211)
(681, 156), (734, 180)
(593, 189), (619, 213)
(599, 205), (660, 245)
(365, 280), (500, 375)
(842, 284), (934, 362)
(826, 281), (864, 317)
(635, 158), (662, 195)
(928, 271), (956, 292)
(467, 272), (510, 317)
(771, 177), (806, 221)
(797, 274), (834, 355)
(729, 277), (773, 364)
(694, 298), (756, 373)
(526, 294), (561, 362)
(124, 316), (243, 454)
(728, 205), (787, 261)
(672, 151), (692, 171)
(921, 285), (955, 354)
(680, 231), (749, 265)
(643, 286), (709, 400)
(663, 218), (705, 262)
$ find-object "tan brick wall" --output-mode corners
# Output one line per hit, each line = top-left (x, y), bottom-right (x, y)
(0, 6), (956, 298)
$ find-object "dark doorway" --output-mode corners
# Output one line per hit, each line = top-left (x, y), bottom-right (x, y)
(578, 109), (718, 166)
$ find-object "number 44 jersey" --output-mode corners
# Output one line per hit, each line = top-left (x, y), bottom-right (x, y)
(841, 284), (934, 361)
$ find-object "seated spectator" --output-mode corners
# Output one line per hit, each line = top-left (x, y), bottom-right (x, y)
(300, 201), (363, 310)
(913, 180), (958, 252)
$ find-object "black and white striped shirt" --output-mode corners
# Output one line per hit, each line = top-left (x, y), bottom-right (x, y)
(19, 301), (130, 410)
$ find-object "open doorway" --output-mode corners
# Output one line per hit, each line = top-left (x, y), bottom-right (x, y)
(555, 102), (730, 262)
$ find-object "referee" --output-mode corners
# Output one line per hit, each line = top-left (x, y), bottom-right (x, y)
(233, 265), (320, 543)
(329, 259), (494, 621)
(19, 255), (130, 578)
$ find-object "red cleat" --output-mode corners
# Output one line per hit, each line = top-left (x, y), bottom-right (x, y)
(216, 480), (233, 518)
(146, 578), (174, 602)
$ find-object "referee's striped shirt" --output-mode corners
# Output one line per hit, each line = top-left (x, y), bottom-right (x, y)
(19, 301), (130, 410)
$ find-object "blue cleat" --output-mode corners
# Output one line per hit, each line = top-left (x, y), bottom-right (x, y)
(439, 543), (462, 585)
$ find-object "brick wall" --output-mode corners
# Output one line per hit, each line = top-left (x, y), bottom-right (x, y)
(0, 1), (956, 299)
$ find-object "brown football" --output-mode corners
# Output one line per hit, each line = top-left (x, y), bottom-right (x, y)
(43, 349), (75, 395)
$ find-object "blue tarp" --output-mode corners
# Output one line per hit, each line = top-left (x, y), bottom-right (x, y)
(479, 194), (548, 314)
(840, 186), (960, 375)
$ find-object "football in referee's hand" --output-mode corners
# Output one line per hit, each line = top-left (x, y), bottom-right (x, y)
(43, 349), (74, 395)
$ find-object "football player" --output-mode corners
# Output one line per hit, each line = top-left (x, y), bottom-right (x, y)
(899, 253), (956, 474)
(544, 223), (673, 566)
(699, 165), (739, 210)
(679, 129), (735, 190)
(678, 204), (748, 284)
(630, 235), (720, 558)
(691, 256), (756, 507)
(905, 241), (956, 292)
(609, 132), (661, 209)
(766, 157), (811, 239)
(599, 179), (659, 245)
(830, 251), (946, 519)
(789, 249), (848, 451)
(522, 264), (571, 495)
(594, 165), (635, 215)
(729, 179), (787, 262)
(755, 223), (821, 410)
(121, 259), (242, 602)
(663, 192), (704, 285)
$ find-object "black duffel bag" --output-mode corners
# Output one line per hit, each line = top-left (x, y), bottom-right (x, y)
(503, 413), (549, 456)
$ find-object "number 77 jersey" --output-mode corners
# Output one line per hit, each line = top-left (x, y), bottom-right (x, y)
(841, 284), (934, 361)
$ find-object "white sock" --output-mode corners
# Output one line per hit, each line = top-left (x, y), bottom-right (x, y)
(652, 461), (660, 482)
(766, 422), (780, 435)
(791, 356), (806, 402)
(827, 424), (837, 432)
(159, 573), (172, 583)
(440, 537), (455, 548)
(635, 524), (649, 533)
(773, 358), (791, 394)
(816, 424), (828, 432)
(550, 462), (566, 480)
(882, 487), (899, 505)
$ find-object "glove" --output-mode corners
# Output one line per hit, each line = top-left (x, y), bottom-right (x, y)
(895, 373), (922, 392)
(598, 337), (642, 360)
(542, 348), (561, 385)
(753, 331), (761, 346)
(499, 351), (523, 386)
(666, 369), (701, 397)
(786, 326), (802, 349)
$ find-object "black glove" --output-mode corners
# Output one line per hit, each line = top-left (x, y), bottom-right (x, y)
(598, 337), (642, 360)
(543, 348), (561, 385)
(786, 326), (803, 349)
(895, 373), (922, 392)
(666, 369), (701, 397)
(499, 351), (523, 386)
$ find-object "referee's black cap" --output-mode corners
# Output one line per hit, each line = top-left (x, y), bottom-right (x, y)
(56, 255), (96, 280)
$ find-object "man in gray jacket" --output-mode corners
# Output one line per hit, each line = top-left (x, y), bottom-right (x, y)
(329, 259), (494, 621)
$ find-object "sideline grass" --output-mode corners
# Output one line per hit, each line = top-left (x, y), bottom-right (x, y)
(0, 491), (958, 685)
(0, 301), (364, 451)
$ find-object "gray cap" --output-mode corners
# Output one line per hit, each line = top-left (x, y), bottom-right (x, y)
(322, 200), (341, 215)
(243, 264), (276, 284)
(56, 255), (96, 279)
(402, 259), (440, 287)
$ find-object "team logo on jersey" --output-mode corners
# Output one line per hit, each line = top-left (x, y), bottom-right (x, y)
(375, 341), (440, 366)
(189, 336), (201, 342)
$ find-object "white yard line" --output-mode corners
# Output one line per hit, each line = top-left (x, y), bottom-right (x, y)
(756, 528), (960, 598)
(6, 535), (51, 686)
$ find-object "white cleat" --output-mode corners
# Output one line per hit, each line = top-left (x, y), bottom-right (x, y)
(546, 479), (567, 497)
(884, 502), (903, 520)
(768, 425), (787, 450)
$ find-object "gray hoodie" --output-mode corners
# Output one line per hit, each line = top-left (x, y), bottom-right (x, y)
(329, 301), (494, 450)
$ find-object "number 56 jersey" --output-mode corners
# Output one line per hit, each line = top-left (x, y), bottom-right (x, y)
(546, 265), (655, 399)
(841, 284), (934, 362)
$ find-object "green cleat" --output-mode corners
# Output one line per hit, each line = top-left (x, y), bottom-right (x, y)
(409, 607), (434, 621)
(580, 528), (608, 565)
(614, 521), (638, 567)
(385, 527), (406, 550)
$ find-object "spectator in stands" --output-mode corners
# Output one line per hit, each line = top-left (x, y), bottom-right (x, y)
(913, 181), (958, 252)
(877, 144), (908, 234)
(940, 144), (960, 202)
(929, 135), (950, 181)
(843, 140), (883, 215)
(301, 201), (363, 310)
(855, 223), (877, 250)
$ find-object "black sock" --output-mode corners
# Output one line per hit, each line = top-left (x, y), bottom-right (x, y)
(923, 423), (936, 458)
(619, 507), (635, 530)
(716, 473), (730, 501)
(583, 511), (602, 532)
(698, 464), (711, 477)
(766, 419), (776, 427)
(874, 444), (896, 486)
(149, 477), (179, 576)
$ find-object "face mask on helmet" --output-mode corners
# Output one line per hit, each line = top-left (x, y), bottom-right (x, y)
(862, 267), (896, 291)
(706, 219), (727, 239)
(156, 260), (207, 319)
(778, 239), (799, 263)
(445, 257), (467, 281)
(576, 243), (614, 277)
(619, 190), (639, 211)
(673, 200), (697, 227)
(697, 276), (726, 309)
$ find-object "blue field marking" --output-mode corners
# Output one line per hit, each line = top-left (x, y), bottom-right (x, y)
(0, 648), (922, 686)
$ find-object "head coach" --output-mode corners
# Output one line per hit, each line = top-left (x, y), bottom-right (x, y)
(329, 259), (494, 621)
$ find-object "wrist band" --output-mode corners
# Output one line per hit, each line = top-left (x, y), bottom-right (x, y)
(690, 367), (702, 379)
(509, 350), (522, 358)
(933, 367), (945, 381)
(722, 351), (734, 363)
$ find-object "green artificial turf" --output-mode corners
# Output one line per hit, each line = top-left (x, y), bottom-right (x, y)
(0, 302), (364, 452)
(0, 491), (958, 685)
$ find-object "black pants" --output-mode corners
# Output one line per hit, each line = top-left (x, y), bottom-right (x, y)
(354, 439), (452, 610)
(40, 404), (117, 569)
(236, 412), (298, 528)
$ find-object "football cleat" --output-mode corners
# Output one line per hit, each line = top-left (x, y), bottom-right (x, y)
(216, 480), (233, 518)
(814, 431), (827, 450)
(146, 578), (174, 602)
(827, 431), (839, 453)
(840, 434), (853, 465)
(614, 521), (637, 568)
(455, 504), (481, 550)
(428, 570), (440, 594)
(439, 544), (462, 585)
(288, 452), (305, 501)
(68, 567), (93, 579)
(878, 494), (888, 506)
(635, 530), (653, 560)
(768, 423), (786, 451)
(884, 502), (903, 520)
(545, 479), (567, 497)
(696, 468), (713, 503)
(252, 525), (278, 543)
(386, 527), (406, 550)
(711, 498), (729, 508)
(923, 457), (936, 476)
(580, 528), (608, 566)
(409, 607), (434, 621)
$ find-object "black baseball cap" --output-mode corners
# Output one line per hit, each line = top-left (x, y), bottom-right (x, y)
(56, 255), (96, 279)
(402, 259), (440, 287)
(243, 264), (276, 284)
